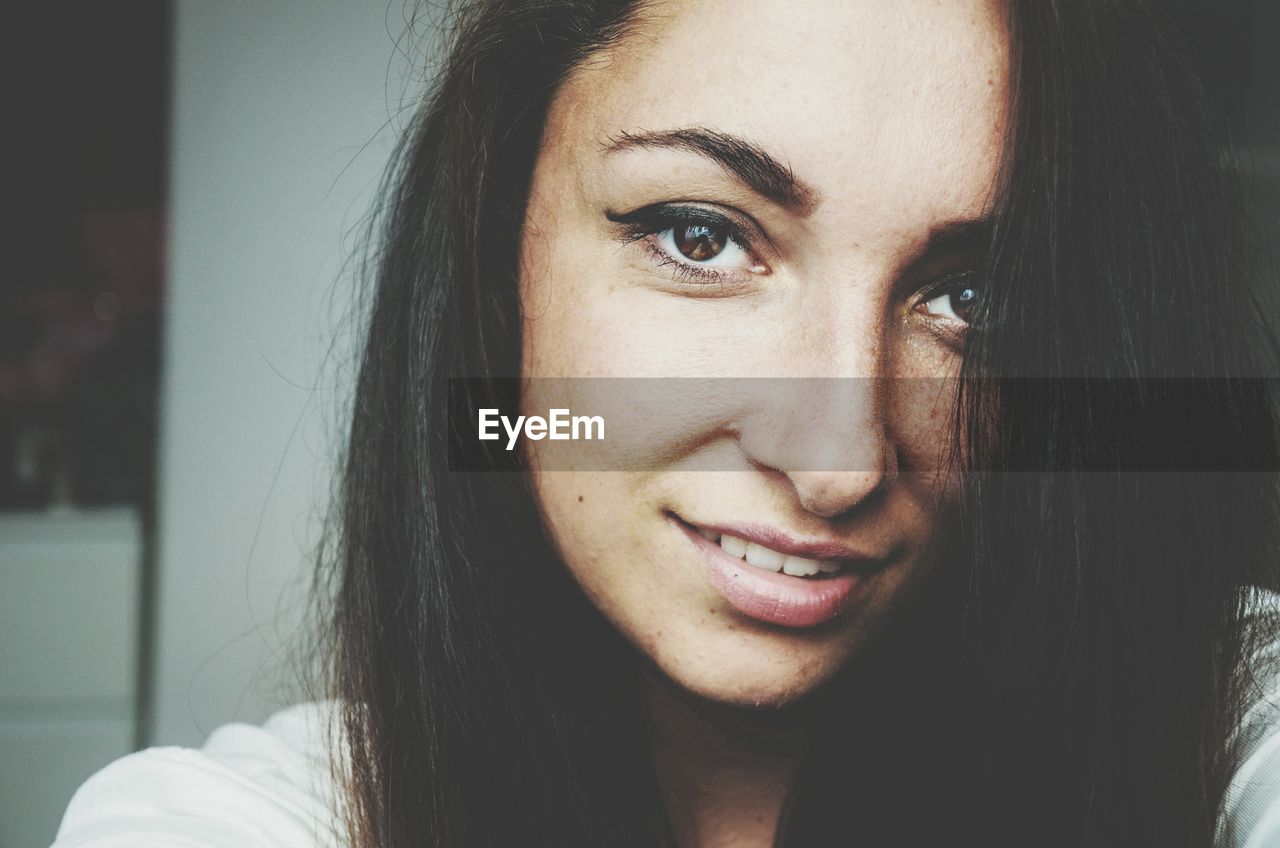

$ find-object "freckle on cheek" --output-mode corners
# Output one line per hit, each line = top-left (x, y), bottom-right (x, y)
(577, 495), (584, 503)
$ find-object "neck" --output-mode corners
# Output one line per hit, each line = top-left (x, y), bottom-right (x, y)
(644, 670), (815, 848)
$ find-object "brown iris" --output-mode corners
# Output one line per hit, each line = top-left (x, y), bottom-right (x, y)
(673, 224), (727, 261)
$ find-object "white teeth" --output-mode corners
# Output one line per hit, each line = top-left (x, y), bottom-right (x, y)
(744, 542), (785, 572)
(719, 534), (748, 558)
(782, 555), (822, 577)
(715, 531), (844, 578)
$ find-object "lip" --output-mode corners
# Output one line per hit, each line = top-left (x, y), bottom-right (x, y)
(671, 515), (878, 629)
(685, 518), (879, 564)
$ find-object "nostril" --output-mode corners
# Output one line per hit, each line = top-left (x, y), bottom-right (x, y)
(792, 469), (893, 519)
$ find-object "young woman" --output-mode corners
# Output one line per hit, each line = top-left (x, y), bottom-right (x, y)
(55, 1), (1280, 846)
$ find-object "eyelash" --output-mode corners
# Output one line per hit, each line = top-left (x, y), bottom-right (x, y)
(606, 203), (983, 331)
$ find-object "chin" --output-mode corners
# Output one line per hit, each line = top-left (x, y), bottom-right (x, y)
(675, 670), (836, 712)
(654, 639), (854, 710)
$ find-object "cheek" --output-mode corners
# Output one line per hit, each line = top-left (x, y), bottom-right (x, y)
(527, 469), (675, 639)
(522, 275), (706, 381)
(529, 470), (609, 588)
(889, 337), (963, 478)
(891, 379), (959, 473)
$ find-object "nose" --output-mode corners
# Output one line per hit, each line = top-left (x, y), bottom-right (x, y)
(731, 268), (904, 518)
(789, 447), (899, 519)
(737, 376), (899, 519)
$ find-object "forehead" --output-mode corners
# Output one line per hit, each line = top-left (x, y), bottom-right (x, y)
(549, 0), (1009, 236)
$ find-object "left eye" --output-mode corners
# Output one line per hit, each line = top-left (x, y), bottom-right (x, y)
(917, 280), (980, 324)
(658, 223), (753, 268)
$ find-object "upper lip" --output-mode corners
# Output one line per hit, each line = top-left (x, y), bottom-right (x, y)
(674, 513), (879, 563)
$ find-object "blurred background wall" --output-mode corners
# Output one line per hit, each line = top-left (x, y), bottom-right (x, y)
(152, 0), (417, 749)
(2, 5), (170, 845)
(1, 2), (431, 845)
(0, 2), (1276, 848)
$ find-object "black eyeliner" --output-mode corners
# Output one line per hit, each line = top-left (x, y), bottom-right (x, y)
(605, 203), (752, 246)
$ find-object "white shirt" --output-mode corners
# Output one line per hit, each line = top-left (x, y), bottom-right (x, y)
(52, 702), (345, 848)
(1222, 642), (1280, 848)
(53, 643), (1280, 848)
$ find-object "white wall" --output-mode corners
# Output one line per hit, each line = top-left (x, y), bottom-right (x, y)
(154, 2), (434, 746)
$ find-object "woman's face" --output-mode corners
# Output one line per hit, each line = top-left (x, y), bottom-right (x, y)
(519, 0), (1008, 708)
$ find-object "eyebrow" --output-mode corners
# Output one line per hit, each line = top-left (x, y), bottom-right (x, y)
(603, 127), (817, 213)
(922, 218), (993, 257)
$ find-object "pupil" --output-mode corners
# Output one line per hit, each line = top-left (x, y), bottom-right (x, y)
(674, 224), (726, 262)
(954, 287), (977, 320)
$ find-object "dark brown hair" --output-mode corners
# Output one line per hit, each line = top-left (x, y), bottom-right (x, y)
(319, 1), (1280, 845)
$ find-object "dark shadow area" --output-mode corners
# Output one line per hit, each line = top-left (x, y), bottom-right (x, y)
(1, 2), (170, 510)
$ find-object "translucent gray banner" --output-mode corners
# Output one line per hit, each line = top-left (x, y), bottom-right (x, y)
(446, 378), (1279, 472)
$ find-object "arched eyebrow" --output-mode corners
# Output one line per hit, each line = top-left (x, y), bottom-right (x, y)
(923, 218), (993, 257)
(603, 127), (818, 214)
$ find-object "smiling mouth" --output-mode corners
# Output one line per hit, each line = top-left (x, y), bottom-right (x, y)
(697, 527), (849, 579)
(670, 513), (879, 628)
(670, 514), (876, 580)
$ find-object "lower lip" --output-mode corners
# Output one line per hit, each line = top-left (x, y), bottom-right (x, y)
(675, 520), (873, 629)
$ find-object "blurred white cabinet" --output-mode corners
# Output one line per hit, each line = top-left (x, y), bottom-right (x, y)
(0, 509), (141, 848)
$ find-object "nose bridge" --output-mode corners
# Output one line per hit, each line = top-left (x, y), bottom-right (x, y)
(791, 268), (893, 445)
(793, 266), (890, 381)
